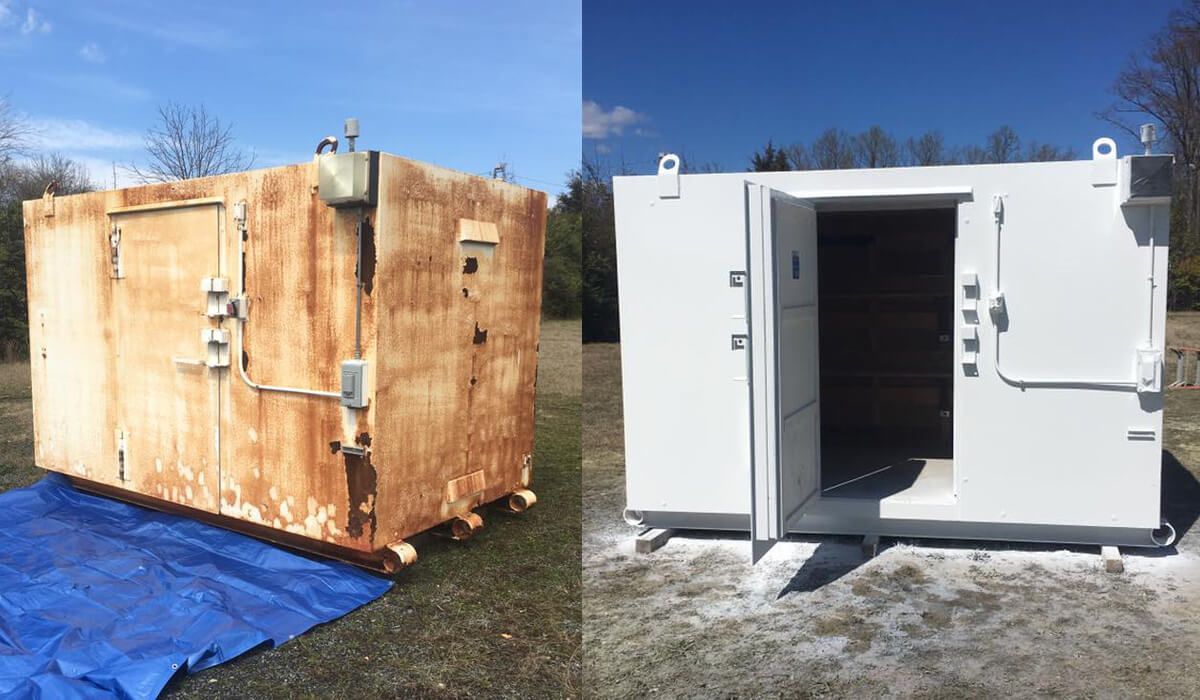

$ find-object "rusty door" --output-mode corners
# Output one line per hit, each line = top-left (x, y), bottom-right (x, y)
(109, 201), (225, 512)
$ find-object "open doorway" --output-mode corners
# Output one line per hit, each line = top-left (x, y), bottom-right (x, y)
(815, 207), (956, 502)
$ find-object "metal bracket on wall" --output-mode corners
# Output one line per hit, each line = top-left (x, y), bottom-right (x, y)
(731, 334), (747, 350)
(657, 153), (680, 199)
(729, 271), (746, 287)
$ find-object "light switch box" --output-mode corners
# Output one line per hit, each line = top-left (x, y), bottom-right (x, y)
(341, 359), (369, 408)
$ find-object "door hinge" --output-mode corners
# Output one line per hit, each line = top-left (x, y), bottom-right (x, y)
(731, 334), (748, 350)
(202, 277), (231, 318)
(115, 428), (127, 481)
(202, 328), (231, 368)
(109, 225), (124, 279)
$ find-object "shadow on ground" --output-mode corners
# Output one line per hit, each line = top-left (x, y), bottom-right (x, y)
(1163, 448), (1200, 542)
(774, 449), (1200, 598)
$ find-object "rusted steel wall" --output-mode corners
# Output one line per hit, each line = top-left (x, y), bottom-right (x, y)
(372, 156), (547, 545)
(23, 155), (545, 562)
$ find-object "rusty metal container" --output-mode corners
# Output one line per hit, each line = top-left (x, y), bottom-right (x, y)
(22, 147), (546, 571)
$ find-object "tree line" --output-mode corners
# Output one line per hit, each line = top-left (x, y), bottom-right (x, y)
(583, 1), (1200, 341)
(747, 124), (1074, 173)
(0, 100), (580, 359)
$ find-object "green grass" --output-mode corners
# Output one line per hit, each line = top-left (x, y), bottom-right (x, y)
(0, 320), (582, 699)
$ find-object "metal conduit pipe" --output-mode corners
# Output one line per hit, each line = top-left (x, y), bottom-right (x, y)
(991, 195), (1142, 391)
(234, 201), (342, 399)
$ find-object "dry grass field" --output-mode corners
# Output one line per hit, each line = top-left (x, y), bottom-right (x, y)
(583, 314), (1200, 698)
(0, 320), (582, 698)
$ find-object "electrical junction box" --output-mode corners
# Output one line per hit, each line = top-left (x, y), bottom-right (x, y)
(318, 151), (380, 208)
(340, 359), (369, 408)
(1121, 154), (1173, 207)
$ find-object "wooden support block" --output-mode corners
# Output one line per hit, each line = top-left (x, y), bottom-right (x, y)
(635, 528), (675, 554)
(861, 534), (881, 559)
(1101, 545), (1124, 574)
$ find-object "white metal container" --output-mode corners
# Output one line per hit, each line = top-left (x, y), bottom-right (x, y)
(613, 140), (1175, 561)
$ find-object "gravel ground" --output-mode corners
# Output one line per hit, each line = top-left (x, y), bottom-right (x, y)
(583, 315), (1200, 698)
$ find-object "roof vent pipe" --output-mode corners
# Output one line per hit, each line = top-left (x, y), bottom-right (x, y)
(1140, 123), (1156, 155)
(345, 118), (360, 153)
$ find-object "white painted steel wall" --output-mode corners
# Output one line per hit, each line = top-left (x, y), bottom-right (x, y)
(614, 148), (1168, 536)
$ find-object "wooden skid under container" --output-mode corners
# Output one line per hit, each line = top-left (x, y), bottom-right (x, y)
(23, 153), (546, 571)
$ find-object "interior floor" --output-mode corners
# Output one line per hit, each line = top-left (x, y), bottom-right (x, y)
(816, 208), (956, 502)
(820, 445), (953, 503)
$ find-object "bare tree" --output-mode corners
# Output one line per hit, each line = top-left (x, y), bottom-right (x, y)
(785, 143), (812, 171)
(0, 96), (31, 166)
(810, 128), (857, 170)
(1024, 142), (1077, 162)
(129, 102), (255, 182)
(854, 126), (900, 168)
(0, 153), (94, 203)
(1100, 0), (1200, 245)
(906, 131), (946, 166)
(985, 126), (1021, 163)
(959, 144), (989, 164)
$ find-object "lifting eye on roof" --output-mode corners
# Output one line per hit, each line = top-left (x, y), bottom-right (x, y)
(315, 136), (339, 155)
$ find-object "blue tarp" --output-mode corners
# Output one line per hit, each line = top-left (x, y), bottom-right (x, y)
(0, 474), (392, 699)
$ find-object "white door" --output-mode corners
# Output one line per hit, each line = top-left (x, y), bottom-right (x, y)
(746, 183), (821, 563)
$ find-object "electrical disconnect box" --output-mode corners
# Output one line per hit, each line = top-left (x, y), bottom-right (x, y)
(340, 359), (368, 408)
(318, 151), (380, 207)
(1121, 154), (1174, 207)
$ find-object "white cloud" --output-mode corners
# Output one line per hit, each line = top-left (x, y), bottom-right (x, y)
(20, 7), (49, 34)
(86, 12), (243, 51)
(79, 41), (105, 63)
(44, 73), (150, 101)
(29, 118), (142, 152)
(0, 2), (12, 25)
(582, 100), (648, 139)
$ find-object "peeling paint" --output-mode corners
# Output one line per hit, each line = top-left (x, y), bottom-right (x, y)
(344, 450), (378, 541)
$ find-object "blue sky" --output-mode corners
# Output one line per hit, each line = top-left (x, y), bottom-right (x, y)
(583, 0), (1181, 173)
(1, 0), (581, 196)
